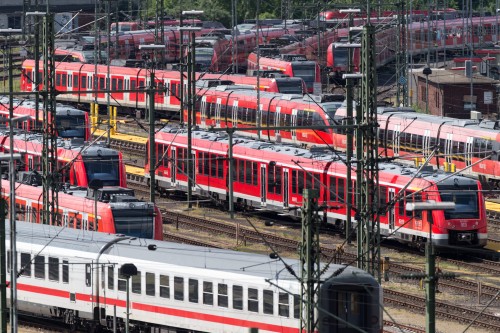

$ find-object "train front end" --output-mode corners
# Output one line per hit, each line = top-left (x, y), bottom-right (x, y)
(433, 176), (487, 248)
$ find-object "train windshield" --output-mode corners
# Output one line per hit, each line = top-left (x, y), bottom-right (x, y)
(195, 48), (214, 70)
(275, 79), (304, 94)
(438, 184), (479, 219)
(56, 114), (86, 139)
(333, 49), (348, 68)
(322, 102), (344, 126)
(83, 156), (120, 186)
(111, 205), (155, 239)
(291, 63), (316, 88)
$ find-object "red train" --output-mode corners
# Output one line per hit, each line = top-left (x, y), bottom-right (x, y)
(327, 15), (499, 78)
(20, 60), (306, 113)
(247, 51), (321, 93)
(2, 180), (163, 240)
(193, 28), (295, 73)
(146, 127), (487, 248)
(0, 129), (127, 188)
(0, 96), (90, 141)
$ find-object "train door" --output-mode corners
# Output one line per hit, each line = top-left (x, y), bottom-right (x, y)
(231, 100), (238, 128)
(275, 106), (281, 141)
(283, 168), (289, 208)
(291, 109), (298, 143)
(260, 164), (266, 206)
(465, 136), (473, 168)
(423, 129), (431, 158)
(200, 96), (207, 127)
(388, 188), (395, 231)
(215, 98), (222, 128)
(393, 125), (400, 156)
(171, 147), (177, 184)
(445, 134), (453, 165)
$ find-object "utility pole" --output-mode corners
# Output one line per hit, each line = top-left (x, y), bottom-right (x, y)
(357, 15), (381, 280)
(299, 189), (321, 333)
(396, 0), (407, 106)
(41, 11), (58, 225)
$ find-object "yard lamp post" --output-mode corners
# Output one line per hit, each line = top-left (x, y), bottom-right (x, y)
(423, 67), (432, 114)
(139, 44), (166, 204)
(406, 200), (455, 333)
(120, 263), (138, 333)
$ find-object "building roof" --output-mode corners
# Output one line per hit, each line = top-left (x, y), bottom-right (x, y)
(413, 68), (499, 85)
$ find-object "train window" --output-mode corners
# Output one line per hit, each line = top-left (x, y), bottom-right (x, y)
(118, 270), (126, 291)
(86, 264), (91, 287)
(238, 160), (245, 182)
(218, 283), (228, 308)
(279, 292), (289, 317)
(62, 74), (67, 87)
(412, 193), (422, 218)
(263, 290), (274, 315)
(48, 257), (59, 282)
(218, 155), (224, 178)
(189, 279), (199, 303)
(132, 271), (141, 294)
(398, 194), (405, 217)
(197, 152), (203, 174)
(268, 165), (282, 195)
(56, 74), (61, 86)
(203, 281), (213, 305)
(204, 153), (210, 175)
(298, 171), (305, 194)
(107, 266), (114, 290)
(293, 294), (300, 319)
(210, 153), (217, 177)
(306, 172), (313, 189)
(248, 288), (258, 312)
(118, 79), (123, 90)
(20, 252), (31, 277)
(146, 272), (155, 296)
(379, 186), (387, 216)
(63, 260), (69, 284)
(99, 77), (105, 90)
(34, 255), (45, 279)
(73, 75), (78, 88)
(160, 274), (170, 298)
(233, 285), (243, 310)
(246, 162), (252, 184)
(174, 276), (184, 301)
(338, 178), (345, 202)
(112, 78), (117, 90)
(7, 250), (10, 273)
(292, 170), (297, 194)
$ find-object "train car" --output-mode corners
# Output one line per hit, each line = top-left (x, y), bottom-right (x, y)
(189, 85), (337, 146)
(193, 28), (297, 73)
(2, 180), (163, 239)
(20, 60), (306, 113)
(327, 15), (499, 77)
(146, 127), (487, 248)
(0, 130), (126, 188)
(0, 96), (90, 141)
(247, 51), (321, 93)
(7, 221), (382, 332)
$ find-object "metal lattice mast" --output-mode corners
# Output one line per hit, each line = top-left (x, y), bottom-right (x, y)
(42, 12), (58, 225)
(396, 0), (407, 106)
(356, 23), (381, 281)
(299, 189), (321, 333)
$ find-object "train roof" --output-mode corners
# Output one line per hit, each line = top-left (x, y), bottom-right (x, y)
(10, 221), (372, 282)
(0, 129), (118, 156)
(157, 126), (478, 188)
(0, 96), (87, 116)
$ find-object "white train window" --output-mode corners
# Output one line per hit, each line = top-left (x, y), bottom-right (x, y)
(160, 275), (170, 298)
(279, 292), (289, 317)
(189, 279), (198, 303)
(48, 257), (59, 282)
(108, 266), (114, 290)
(203, 281), (213, 305)
(233, 285), (243, 310)
(34, 255), (45, 279)
(118, 271), (126, 291)
(132, 271), (141, 294)
(174, 276), (184, 301)
(293, 294), (300, 319)
(20, 252), (31, 277)
(63, 260), (69, 284)
(263, 290), (274, 315)
(248, 288), (258, 313)
(218, 283), (228, 308)
(146, 272), (155, 296)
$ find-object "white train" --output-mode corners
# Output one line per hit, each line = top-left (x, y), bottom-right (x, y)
(7, 222), (382, 332)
